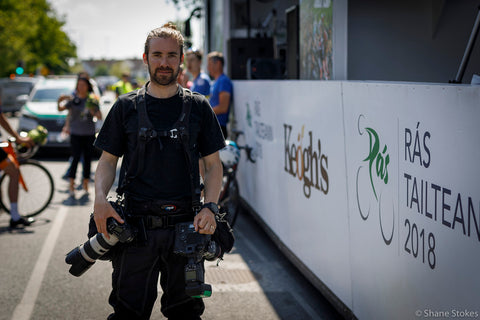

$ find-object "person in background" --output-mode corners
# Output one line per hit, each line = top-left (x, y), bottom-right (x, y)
(62, 71), (95, 181)
(186, 48), (210, 97)
(207, 51), (232, 138)
(112, 73), (133, 98)
(177, 65), (191, 89)
(0, 96), (35, 228)
(58, 75), (102, 198)
(131, 79), (140, 90)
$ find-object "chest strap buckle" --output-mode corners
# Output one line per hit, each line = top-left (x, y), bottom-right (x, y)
(169, 128), (178, 139)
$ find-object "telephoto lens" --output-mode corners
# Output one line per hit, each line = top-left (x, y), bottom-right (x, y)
(65, 230), (120, 277)
(65, 218), (135, 277)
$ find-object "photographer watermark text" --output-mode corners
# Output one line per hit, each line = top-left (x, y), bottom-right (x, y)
(415, 309), (479, 318)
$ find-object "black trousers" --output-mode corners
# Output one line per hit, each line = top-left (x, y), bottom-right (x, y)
(107, 227), (205, 320)
(68, 134), (95, 180)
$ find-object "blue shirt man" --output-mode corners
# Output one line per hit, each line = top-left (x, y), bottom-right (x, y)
(207, 51), (233, 138)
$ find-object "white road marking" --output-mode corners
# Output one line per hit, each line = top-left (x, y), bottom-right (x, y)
(11, 206), (68, 320)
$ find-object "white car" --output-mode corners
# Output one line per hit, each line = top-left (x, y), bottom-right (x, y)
(17, 76), (106, 148)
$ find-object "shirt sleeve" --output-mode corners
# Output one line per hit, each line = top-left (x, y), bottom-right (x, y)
(218, 77), (233, 95)
(93, 99), (126, 157)
(197, 98), (226, 157)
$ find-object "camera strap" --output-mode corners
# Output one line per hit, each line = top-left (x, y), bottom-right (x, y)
(178, 90), (202, 212)
(117, 83), (202, 212)
(116, 84), (151, 195)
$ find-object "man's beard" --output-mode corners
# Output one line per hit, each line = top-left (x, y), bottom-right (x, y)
(147, 62), (180, 86)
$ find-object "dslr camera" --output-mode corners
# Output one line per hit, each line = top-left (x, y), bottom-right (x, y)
(174, 222), (222, 298)
(65, 216), (136, 277)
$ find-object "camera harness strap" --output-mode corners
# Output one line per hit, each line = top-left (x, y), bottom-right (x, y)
(117, 82), (202, 212)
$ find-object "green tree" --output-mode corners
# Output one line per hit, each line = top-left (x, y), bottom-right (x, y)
(0, 0), (76, 76)
(110, 61), (131, 79)
(94, 64), (110, 77)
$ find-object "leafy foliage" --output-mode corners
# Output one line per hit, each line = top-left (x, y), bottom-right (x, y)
(0, 0), (76, 76)
(94, 64), (110, 77)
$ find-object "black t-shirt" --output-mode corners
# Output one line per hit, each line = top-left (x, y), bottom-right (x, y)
(94, 86), (225, 200)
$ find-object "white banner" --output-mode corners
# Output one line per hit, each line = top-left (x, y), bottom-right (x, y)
(343, 82), (480, 319)
(232, 80), (480, 319)
(233, 80), (352, 306)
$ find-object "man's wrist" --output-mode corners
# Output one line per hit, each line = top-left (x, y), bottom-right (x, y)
(202, 202), (219, 215)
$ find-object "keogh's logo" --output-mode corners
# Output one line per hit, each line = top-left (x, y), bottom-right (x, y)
(284, 124), (329, 198)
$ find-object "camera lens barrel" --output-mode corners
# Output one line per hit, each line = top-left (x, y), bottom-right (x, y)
(80, 233), (119, 262)
(65, 233), (119, 277)
(66, 217), (136, 277)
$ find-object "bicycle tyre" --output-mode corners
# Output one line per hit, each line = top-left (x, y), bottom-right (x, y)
(220, 178), (240, 227)
(0, 159), (55, 217)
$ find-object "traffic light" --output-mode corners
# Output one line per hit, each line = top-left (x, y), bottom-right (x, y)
(16, 60), (25, 75)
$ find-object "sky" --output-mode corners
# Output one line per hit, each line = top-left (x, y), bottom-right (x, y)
(48, 0), (202, 60)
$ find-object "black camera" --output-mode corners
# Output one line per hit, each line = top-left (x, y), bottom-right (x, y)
(174, 222), (221, 298)
(65, 217), (136, 277)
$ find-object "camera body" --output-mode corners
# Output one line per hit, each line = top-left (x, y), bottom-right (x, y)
(65, 217), (136, 277)
(174, 222), (222, 298)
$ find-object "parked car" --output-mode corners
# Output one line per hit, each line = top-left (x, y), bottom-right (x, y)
(0, 76), (42, 114)
(17, 76), (106, 149)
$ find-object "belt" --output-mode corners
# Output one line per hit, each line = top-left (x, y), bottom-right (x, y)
(129, 213), (194, 229)
(126, 196), (191, 215)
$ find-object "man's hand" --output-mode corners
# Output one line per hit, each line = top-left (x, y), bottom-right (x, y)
(194, 208), (217, 234)
(93, 199), (124, 239)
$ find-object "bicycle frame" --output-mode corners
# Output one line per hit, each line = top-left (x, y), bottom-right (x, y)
(0, 140), (28, 192)
(218, 166), (236, 202)
(218, 130), (255, 227)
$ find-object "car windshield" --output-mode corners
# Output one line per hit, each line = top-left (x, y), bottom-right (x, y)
(32, 88), (71, 102)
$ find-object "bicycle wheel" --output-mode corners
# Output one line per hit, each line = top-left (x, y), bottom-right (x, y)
(219, 178), (240, 227)
(0, 159), (55, 217)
